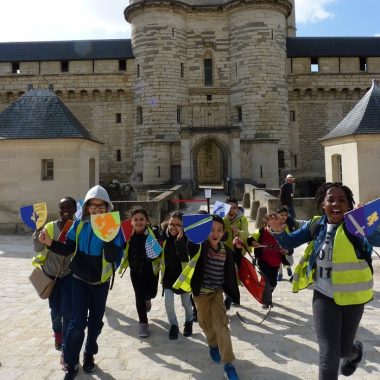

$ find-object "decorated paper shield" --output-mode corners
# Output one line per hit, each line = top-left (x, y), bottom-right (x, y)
(90, 211), (121, 242)
(121, 219), (133, 242)
(145, 233), (162, 259)
(213, 201), (231, 218)
(20, 202), (47, 230)
(183, 214), (213, 244)
(344, 198), (380, 237)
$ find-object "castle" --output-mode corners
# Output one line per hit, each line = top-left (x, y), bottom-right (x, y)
(1, 0), (379, 194)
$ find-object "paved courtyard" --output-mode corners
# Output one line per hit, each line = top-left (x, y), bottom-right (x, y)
(0, 197), (379, 380)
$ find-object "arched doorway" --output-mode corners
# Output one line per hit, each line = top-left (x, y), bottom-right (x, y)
(196, 140), (225, 186)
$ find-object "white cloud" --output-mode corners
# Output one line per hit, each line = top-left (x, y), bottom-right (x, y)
(0, 0), (130, 42)
(295, 0), (336, 24)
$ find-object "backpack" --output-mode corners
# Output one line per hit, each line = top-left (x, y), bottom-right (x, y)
(309, 217), (373, 274)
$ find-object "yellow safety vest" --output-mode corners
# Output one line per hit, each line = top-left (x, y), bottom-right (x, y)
(32, 222), (55, 267)
(292, 222), (373, 305)
(172, 245), (202, 292)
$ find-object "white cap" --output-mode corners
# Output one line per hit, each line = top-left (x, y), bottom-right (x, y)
(286, 174), (294, 179)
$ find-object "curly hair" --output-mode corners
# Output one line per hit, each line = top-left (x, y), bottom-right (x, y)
(315, 182), (355, 213)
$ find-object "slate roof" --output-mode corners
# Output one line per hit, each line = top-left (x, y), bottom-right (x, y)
(320, 80), (380, 141)
(287, 37), (380, 58)
(0, 39), (133, 62)
(0, 87), (100, 142)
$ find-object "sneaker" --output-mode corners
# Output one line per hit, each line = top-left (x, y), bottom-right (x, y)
(262, 304), (269, 309)
(145, 299), (152, 312)
(54, 332), (63, 351)
(82, 352), (96, 373)
(138, 323), (150, 338)
(63, 364), (79, 380)
(169, 324), (179, 340)
(223, 363), (240, 380)
(341, 341), (363, 376)
(183, 321), (193, 337)
(209, 346), (221, 364)
(224, 297), (232, 310)
(277, 273), (283, 281)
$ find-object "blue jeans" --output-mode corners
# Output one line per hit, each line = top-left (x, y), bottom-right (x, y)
(164, 288), (193, 326)
(48, 274), (72, 341)
(64, 277), (109, 367)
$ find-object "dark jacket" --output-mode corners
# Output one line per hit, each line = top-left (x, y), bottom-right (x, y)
(159, 229), (189, 294)
(187, 240), (240, 304)
(280, 182), (293, 207)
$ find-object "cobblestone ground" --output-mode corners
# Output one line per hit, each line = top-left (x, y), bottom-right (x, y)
(1, 195), (379, 379)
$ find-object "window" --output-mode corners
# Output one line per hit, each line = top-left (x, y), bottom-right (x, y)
(278, 150), (285, 169)
(41, 159), (54, 180)
(359, 57), (367, 72)
(137, 106), (143, 124)
(116, 149), (121, 162)
(180, 63), (184, 78)
(294, 154), (298, 168)
(176, 106), (182, 124)
(332, 154), (342, 182)
(12, 62), (20, 74)
(236, 106), (242, 122)
(61, 61), (69, 73)
(311, 57), (319, 72)
(290, 110), (296, 121)
(204, 58), (213, 87)
(119, 59), (126, 71)
(116, 113), (122, 123)
(206, 95), (212, 102)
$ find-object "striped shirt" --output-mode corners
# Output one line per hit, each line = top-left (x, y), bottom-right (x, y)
(200, 243), (226, 294)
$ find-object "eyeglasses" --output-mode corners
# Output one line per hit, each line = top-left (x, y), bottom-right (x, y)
(169, 223), (182, 228)
(87, 203), (107, 211)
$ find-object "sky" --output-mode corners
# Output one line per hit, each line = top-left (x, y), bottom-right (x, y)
(0, 0), (380, 42)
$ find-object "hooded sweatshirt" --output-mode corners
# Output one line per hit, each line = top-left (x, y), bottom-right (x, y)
(50, 185), (124, 284)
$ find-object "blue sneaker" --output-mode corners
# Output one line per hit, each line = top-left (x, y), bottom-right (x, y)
(209, 346), (221, 363)
(224, 363), (240, 380)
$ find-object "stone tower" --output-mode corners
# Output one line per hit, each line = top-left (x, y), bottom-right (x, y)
(125, 0), (293, 189)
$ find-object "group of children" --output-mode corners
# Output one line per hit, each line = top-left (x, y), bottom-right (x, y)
(34, 182), (378, 380)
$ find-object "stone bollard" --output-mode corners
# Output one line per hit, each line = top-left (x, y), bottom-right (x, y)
(242, 192), (250, 209)
(250, 200), (260, 221)
(255, 206), (267, 229)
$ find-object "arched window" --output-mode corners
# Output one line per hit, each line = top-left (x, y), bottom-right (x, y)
(331, 154), (342, 182)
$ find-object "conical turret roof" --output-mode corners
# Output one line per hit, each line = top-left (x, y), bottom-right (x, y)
(0, 86), (99, 142)
(321, 80), (380, 141)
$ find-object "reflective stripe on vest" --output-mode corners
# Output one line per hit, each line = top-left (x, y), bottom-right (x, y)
(32, 222), (55, 267)
(172, 245), (201, 292)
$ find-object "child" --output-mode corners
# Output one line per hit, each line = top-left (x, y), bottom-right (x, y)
(32, 197), (77, 351)
(246, 218), (287, 308)
(39, 185), (124, 380)
(223, 197), (249, 309)
(269, 182), (380, 379)
(159, 211), (193, 340)
(174, 214), (241, 380)
(119, 206), (159, 338)
(276, 206), (296, 281)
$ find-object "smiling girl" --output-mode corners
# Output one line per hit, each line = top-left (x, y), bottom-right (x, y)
(268, 182), (380, 380)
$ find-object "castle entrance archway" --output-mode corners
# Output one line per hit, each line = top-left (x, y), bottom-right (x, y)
(196, 140), (225, 187)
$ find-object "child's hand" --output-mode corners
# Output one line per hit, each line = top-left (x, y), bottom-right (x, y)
(265, 213), (286, 233)
(38, 229), (52, 246)
(231, 225), (239, 237)
(177, 226), (184, 240)
(233, 236), (243, 248)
